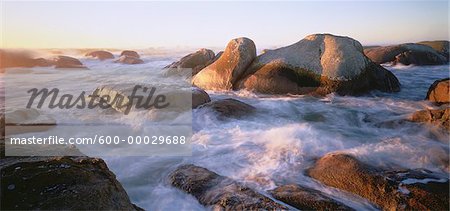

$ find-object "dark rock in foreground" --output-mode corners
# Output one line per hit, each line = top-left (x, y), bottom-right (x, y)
(169, 164), (286, 210)
(114, 55), (144, 64)
(270, 184), (353, 210)
(238, 34), (400, 95)
(165, 48), (216, 76)
(120, 50), (140, 58)
(307, 153), (449, 210)
(426, 78), (450, 104)
(54, 56), (87, 69)
(410, 108), (449, 131)
(199, 98), (256, 118)
(1, 157), (143, 210)
(85, 50), (114, 60)
(364, 43), (448, 65)
(192, 87), (211, 108)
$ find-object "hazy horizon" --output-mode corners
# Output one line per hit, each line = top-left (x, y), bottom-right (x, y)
(1, 1), (449, 49)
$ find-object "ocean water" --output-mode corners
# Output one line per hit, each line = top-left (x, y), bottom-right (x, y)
(2, 51), (449, 210)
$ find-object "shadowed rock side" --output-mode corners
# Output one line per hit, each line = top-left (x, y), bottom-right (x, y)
(418, 40), (449, 57)
(54, 56), (87, 69)
(193, 37), (257, 90)
(165, 49), (216, 76)
(269, 184), (354, 210)
(426, 78), (450, 104)
(199, 98), (256, 118)
(0, 50), (53, 69)
(238, 34), (400, 95)
(307, 153), (450, 210)
(169, 164), (286, 210)
(410, 108), (449, 131)
(120, 50), (140, 58)
(1, 157), (143, 210)
(364, 43), (448, 65)
(192, 87), (211, 108)
(85, 50), (114, 60)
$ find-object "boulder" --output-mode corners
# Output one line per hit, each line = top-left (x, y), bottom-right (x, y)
(0, 50), (53, 68)
(114, 56), (144, 64)
(269, 184), (353, 210)
(165, 49), (215, 76)
(410, 108), (449, 131)
(238, 34), (400, 95)
(418, 41), (449, 57)
(192, 87), (211, 108)
(120, 50), (140, 58)
(199, 98), (255, 118)
(307, 153), (449, 210)
(85, 50), (114, 60)
(53, 56), (86, 69)
(192, 37), (256, 90)
(169, 164), (286, 210)
(364, 43), (448, 65)
(425, 78), (449, 104)
(1, 156), (143, 210)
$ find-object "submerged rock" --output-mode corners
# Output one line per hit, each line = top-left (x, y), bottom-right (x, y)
(165, 48), (216, 76)
(307, 153), (449, 210)
(193, 37), (257, 90)
(364, 43), (448, 65)
(199, 98), (256, 118)
(410, 108), (449, 131)
(54, 56), (86, 69)
(85, 50), (114, 60)
(269, 184), (353, 210)
(169, 164), (286, 210)
(426, 78), (449, 104)
(120, 50), (140, 58)
(238, 34), (400, 95)
(114, 55), (144, 64)
(0, 156), (143, 210)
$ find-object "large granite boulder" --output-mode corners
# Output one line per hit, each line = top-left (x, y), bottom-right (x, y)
(307, 153), (449, 210)
(426, 78), (449, 104)
(169, 164), (286, 210)
(114, 56), (144, 64)
(192, 37), (256, 90)
(269, 184), (353, 210)
(418, 41), (449, 57)
(165, 49), (215, 76)
(120, 50), (140, 58)
(85, 50), (114, 60)
(364, 43), (448, 65)
(53, 56), (86, 69)
(1, 156), (143, 210)
(238, 34), (400, 95)
(0, 50), (53, 68)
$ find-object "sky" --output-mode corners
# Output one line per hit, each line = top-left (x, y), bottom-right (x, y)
(1, 1), (448, 49)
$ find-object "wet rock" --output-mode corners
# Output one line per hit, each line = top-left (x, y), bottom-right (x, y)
(192, 87), (211, 108)
(364, 43), (448, 65)
(0, 156), (143, 210)
(0, 50), (53, 68)
(120, 50), (140, 58)
(53, 56), (86, 69)
(165, 48), (215, 76)
(238, 34), (400, 95)
(5, 108), (56, 135)
(114, 55), (144, 64)
(269, 184), (353, 210)
(199, 98), (256, 118)
(410, 108), (449, 131)
(307, 153), (450, 210)
(169, 164), (286, 210)
(85, 50), (114, 60)
(418, 40), (449, 58)
(425, 78), (449, 104)
(193, 37), (257, 90)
